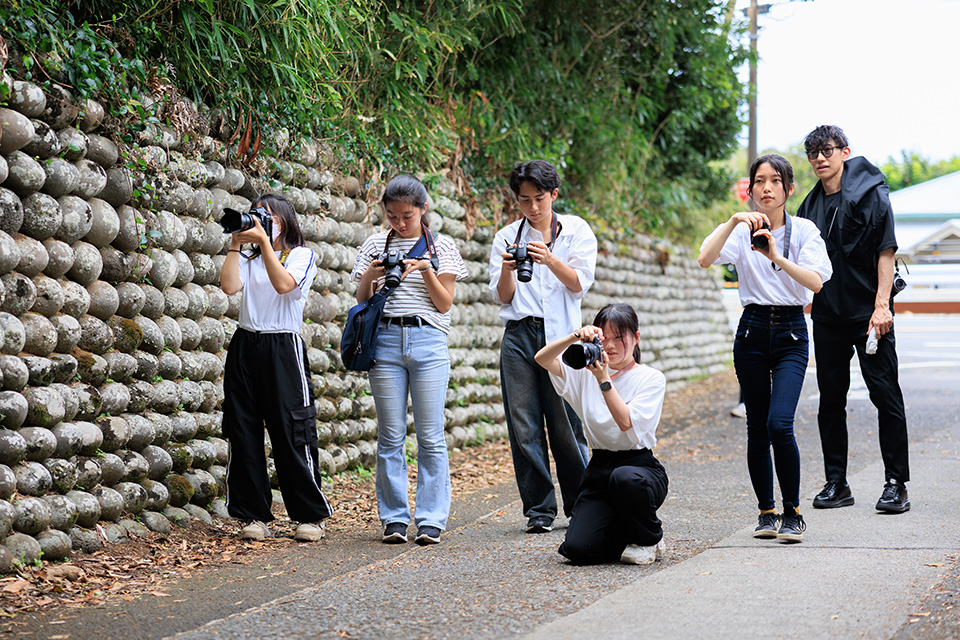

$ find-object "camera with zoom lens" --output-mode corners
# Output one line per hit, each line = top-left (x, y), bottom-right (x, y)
(220, 206), (273, 240)
(506, 242), (534, 283)
(562, 336), (604, 370)
(377, 249), (405, 288)
(751, 220), (772, 250)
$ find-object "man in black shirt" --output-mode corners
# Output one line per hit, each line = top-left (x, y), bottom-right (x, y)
(797, 125), (910, 514)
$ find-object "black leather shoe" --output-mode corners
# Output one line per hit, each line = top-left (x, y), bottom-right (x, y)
(876, 480), (910, 513)
(812, 481), (855, 509)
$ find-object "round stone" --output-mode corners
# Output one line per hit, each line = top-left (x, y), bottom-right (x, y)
(56, 127), (88, 161)
(92, 486), (124, 521)
(67, 240), (103, 286)
(115, 282), (146, 318)
(104, 351), (137, 382)
(44, 457), (79, 493)
(13, 496), (52, 534)
(55, 195), (93, 244)
(4, 532), (43, 565)
(67, 490), (101, 527)
(21, 312), (58, 356)
(42, 493), (79, 531)
(71, 456), (101, 491)
(141, 509), (172, 533)
(68, 526), (103, 553)
(36, 529), (72, 561)
(41, 157), (79, 197)
(96, 415), (131, 451)
(9, 81), (47, 117)
(113, 481), (147, 513)
(84, 198), (119, 247)
(141, 445), (173, 480)
(71, 383), (103, 420)
(163, 473), (194, 507)
(60, 280), (91, 318)
(23, 386), (65, 428)
(31, 274), (65, 316)
(0, 108), (36, 155)
(1, 272), (37, 316)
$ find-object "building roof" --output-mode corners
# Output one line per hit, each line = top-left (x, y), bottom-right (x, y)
(890, 171), (960, 219)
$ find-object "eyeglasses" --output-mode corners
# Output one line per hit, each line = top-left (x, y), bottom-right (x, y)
(806, 146), (843, 160)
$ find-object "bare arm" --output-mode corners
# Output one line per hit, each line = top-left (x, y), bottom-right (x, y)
(698, 212), (764, 268)
(870, 248), (896, 336)
(220, 237), (243, 295)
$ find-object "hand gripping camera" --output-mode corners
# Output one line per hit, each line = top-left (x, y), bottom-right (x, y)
(562, 336), (604, 370)
(378, 249), (405, 288)
(220, 206), (273, 240)
(751, 220), (772, 250)
(506, 242), (534, 283)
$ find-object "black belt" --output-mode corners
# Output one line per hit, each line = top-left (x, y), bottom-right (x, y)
(383, 316), (423, 327)
(518, 316), (544, 325)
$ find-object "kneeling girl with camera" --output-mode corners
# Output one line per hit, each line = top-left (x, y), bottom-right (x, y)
(534, 303), (669, 565)
(220, 194), (333, 542)
(698, 154), (832, 543)
(351, 175), (467, 545)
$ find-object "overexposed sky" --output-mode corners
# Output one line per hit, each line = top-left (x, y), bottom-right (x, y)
(734, 0), (960, 163)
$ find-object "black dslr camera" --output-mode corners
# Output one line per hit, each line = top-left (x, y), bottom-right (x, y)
(377, 249), (405, 288)
(562, 336), (604, 370)
(751, 220), (772, 250)
(506, 242), (534, 283)
(220, 206), (273, 240)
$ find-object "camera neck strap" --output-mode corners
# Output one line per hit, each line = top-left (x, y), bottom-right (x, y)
(383, 221), (440, 278)
(770, 212), (792, 272)
(514, 211), (560, 250)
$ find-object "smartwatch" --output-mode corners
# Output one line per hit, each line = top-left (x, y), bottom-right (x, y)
(599, 381), (613, 393)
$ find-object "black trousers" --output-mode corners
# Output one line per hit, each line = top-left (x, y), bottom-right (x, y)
(223, 329), (334, 523)
(813, 320), (910, 484)
(558, 449), (668, 565)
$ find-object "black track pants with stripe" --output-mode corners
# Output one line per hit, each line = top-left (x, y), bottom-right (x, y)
(223, 328), (334, 523)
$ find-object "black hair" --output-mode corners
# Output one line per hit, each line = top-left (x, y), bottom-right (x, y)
(593, 303), (642, 364)
(509, 160), (561, 196)
(803, 125), (849, 153)
(253, 193), (304, 250)
(381, 174), (430, 227)
(749, 154), (795, 203)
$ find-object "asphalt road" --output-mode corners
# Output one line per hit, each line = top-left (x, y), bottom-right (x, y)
(12, 314), (960, 640)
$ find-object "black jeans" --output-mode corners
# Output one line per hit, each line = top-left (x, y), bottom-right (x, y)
(559, 449), (668, 565)
(813, 319), (909, 484)
(734, 305), (808, 512)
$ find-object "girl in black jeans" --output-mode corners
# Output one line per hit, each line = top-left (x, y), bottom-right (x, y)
(698, 155), (832, 543)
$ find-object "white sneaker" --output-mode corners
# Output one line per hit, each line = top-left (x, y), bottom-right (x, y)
(620, 539), (665, 565)
(294, 521), (326, 542)
(730, 402), (747, 419)
(240, 520), (273, 541)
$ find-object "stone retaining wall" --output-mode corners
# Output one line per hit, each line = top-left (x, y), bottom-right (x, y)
(0, 75), (730, 567)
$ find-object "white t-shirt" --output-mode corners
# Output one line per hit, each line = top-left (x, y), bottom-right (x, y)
(549, 363), (665, 451)
(237, 246), (317, 332)
(701, 216), (832, 307)
(488, 214), (597, 343)
(351, 231), (468, 334)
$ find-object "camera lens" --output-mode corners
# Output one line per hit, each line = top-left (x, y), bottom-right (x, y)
(750, 221), (771, 250)
(562, 337), (604, 370)
(220, 209), (256, 234)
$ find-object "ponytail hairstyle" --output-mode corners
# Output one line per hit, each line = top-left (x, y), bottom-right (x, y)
(381, 174), (430, 227)
(593, 303), (642, 364)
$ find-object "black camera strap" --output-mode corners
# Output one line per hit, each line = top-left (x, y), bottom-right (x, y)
(770, 213), (792, 272)
(380, 222), (439, 289)
(513, 211), (560, 250)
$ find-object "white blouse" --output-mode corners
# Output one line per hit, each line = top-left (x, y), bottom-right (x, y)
(237, 246), (317, 333)
(550, 363), (665, 451)
(701, 216), (832, 307)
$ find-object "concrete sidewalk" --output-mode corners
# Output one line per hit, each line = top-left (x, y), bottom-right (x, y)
(526, 424), (960, 640)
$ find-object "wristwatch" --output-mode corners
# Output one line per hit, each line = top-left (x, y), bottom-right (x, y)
(599, 380), (613, 393)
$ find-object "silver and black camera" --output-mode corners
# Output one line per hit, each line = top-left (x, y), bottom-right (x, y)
(506, 242), (534, 282)
(562, 336), (604, 370)
(220, 206), (273, 240)
(891, 263), (908, 298)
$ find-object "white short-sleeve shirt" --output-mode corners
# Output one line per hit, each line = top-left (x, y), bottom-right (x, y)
(237, 246), (317, 332)
(549, 363), (665, 451)
(488, 213), (598, 342)
(701, 216), (832, 307)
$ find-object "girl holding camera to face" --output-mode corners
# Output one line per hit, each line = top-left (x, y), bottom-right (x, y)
(351, 175), (468, 546)
(698, 154), (832, 543)
(220, 194), (333, 542)
(535, 304), (669, 565)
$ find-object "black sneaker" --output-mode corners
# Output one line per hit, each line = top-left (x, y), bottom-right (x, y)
(382, 522), (408, 544)
(414, 526), (441, 545)
(525, 516), (554, 534)
(812, 481), (855, 509)
(777, 512), (806, 543)
(753, 512), (780, 539)
(876, 480), (910, 513)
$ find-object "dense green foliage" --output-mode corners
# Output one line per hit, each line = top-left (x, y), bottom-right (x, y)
(881, 151), (960, 192)
(1, 0), (747, 240)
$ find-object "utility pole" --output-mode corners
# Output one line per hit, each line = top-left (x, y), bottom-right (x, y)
(745, 0), (770, 175)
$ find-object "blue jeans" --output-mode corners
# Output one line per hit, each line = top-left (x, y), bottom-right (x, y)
(500, 317), (589, 520)
(368, 322), (451, 529)
(733, 305), (808, 512)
